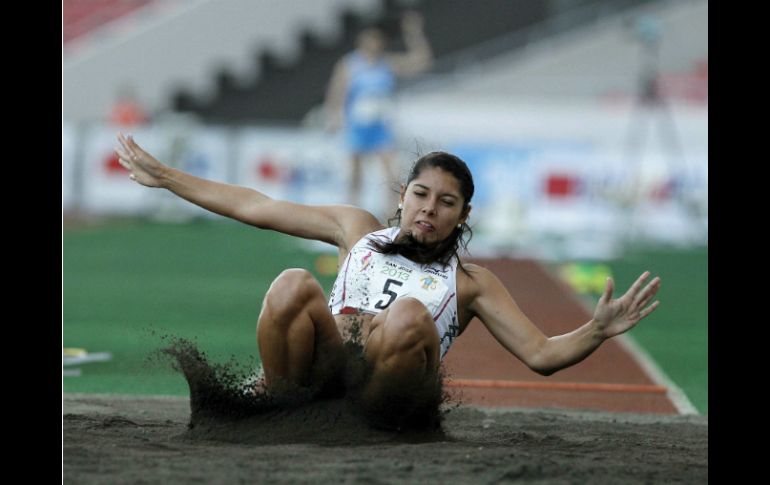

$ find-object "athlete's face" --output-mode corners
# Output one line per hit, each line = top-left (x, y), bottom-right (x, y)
(399, 167), (470, 246)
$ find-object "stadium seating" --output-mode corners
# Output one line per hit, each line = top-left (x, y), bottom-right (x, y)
(63, 0), (706, 123)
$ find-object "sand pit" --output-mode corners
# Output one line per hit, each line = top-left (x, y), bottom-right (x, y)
(64, 336), (707, 483)
(63, 392), (706, 484)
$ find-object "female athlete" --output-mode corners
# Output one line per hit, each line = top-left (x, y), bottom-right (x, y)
(115, 133), (661, 428)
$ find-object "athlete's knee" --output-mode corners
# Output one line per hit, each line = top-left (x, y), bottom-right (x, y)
(379, 298), (437, 358)
(263, 268), (323, 318)
(268, 268), (322, 300)
(387, 298), (434, 329)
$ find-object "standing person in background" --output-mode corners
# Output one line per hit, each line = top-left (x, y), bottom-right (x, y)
(324, 11), (433, 216)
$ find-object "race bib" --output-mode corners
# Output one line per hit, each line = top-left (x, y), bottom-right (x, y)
(362, 252), (448, 315)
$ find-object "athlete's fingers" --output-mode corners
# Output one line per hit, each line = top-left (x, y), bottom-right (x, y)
(118, 132), (139, 160)
(633, 277), (660, 310)
(638, 301), (660, 320)
(625, 271), (650, 299)
(117, 133), (134, 157)
(599, 277), (614, 304)
(127, 134), (143, 155)
(115, 146), (132, 166)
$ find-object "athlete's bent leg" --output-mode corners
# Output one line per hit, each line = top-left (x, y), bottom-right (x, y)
(361, 297), (441, 427)
(257, 269), (344, 394)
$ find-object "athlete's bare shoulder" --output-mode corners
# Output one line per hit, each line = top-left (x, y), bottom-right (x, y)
(335, 205), (386, 251)
(456, 262), (490, 302)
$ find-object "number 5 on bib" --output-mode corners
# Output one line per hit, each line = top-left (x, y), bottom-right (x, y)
(375, 279), (403, 310)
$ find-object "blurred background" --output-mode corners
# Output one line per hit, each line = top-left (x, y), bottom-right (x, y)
(63, 0), (707, 412)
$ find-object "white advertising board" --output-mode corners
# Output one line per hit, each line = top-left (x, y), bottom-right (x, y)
(79, 125), (230, 217)
(235, 128), (349, 207)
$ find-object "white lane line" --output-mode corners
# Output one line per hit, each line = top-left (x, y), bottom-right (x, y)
(616, 335), (700, 415)
(533, 260), (700, 415)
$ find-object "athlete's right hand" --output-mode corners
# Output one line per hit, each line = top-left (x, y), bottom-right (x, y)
(115, 132), (167, 188)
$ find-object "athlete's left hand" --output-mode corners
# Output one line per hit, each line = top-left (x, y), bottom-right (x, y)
(592, 271), (661, 339)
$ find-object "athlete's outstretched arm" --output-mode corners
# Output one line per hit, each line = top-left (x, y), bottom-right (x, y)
(114, 133), (380, 247)
(467, 266), (661, 376)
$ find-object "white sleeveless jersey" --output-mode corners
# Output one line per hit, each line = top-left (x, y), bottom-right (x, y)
(329, 227), (460, 360)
